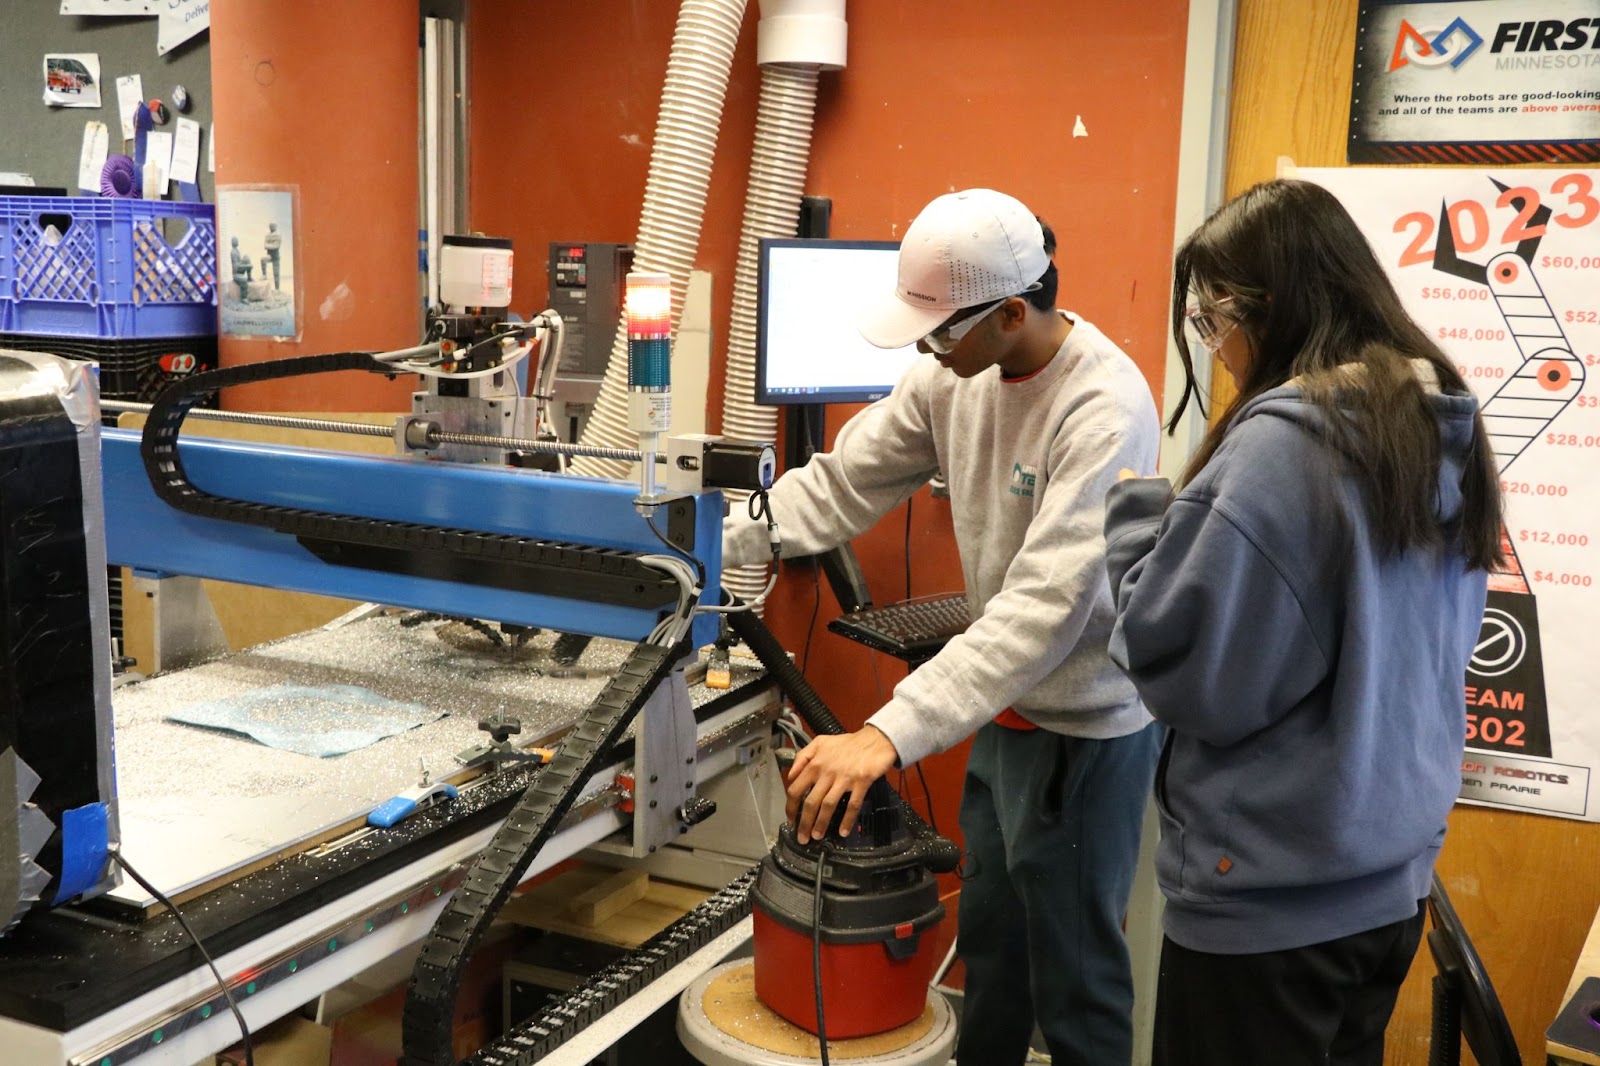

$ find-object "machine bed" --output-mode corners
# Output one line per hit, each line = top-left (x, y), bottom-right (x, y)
(0, 615), (775, 1048)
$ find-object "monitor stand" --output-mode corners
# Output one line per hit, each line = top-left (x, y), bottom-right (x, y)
(778, 193), (873, 615)
(781, 400), (873, 614)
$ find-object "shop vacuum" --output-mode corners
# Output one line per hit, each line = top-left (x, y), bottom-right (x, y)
(751, 777), (960, 1037)
(725, 608), (961, 1040)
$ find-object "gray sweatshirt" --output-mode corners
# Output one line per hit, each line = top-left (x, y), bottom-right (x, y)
(724, 312), (1158, 766)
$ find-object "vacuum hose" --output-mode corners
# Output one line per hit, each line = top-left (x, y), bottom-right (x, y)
(571, 0), (750, 478)
(725, 601), (960, 873)
(726, 597), (845, 736)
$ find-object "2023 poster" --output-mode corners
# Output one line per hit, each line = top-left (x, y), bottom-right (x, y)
(1304, 166), (1600, 820)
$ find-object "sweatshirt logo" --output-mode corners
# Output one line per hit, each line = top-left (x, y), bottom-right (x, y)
(1009, 462), (1037, 498)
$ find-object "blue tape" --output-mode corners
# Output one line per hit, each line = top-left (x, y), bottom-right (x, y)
(368, 783), (458, 828)
(367, 796), (419, 828)
(52, 803), (110, 904)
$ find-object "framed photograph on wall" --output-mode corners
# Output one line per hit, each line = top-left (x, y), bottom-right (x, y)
(217, 185), (301, 340)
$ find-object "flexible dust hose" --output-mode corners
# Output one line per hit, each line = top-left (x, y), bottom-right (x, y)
(718, 63), (823, 609)
(571, 0), (750, 479)
(725, 599), (961, 872)
(719, 0), (846, 607)
(726, 597), (844, 736)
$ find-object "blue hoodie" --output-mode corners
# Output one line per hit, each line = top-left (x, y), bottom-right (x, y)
(1103, 376), (1488, 954)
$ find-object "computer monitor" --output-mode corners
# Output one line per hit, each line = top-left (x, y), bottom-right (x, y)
(756, 238), (924, 405)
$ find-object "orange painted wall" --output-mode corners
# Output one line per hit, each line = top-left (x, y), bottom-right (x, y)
(210, 2), (420, 412)
(467, 1), (1190, 867)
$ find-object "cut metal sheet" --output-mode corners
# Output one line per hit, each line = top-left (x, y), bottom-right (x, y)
(108, 614), (761, 906)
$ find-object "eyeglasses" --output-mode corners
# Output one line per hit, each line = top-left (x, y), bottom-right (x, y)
(923, 299), (1005, 355)
(1184, 296), (1237, 354)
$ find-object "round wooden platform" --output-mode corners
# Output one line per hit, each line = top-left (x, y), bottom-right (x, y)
(677, 959), (956, 1066)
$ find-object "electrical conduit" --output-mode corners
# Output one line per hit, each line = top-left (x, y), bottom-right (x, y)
(571, 0), (751, 478)
(720, 0), (847, 610)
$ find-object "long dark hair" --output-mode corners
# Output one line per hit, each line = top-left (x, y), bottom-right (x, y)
(1168, 179), (1504, 570)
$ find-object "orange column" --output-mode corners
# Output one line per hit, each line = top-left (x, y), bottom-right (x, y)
(210, 3), (418, 411)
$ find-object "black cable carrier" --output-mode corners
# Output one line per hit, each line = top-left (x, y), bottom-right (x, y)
(402, 639), (679, 1065)
(465, 868), (756, 1066)
(138, 351), (684, 610)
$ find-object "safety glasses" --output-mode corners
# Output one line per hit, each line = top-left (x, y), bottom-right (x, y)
(1184, 296), (1237, 354)
(923, 300), (1005, 355)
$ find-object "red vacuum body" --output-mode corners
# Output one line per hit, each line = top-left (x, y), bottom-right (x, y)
(751, 902), (940, 1037)
(750, 779), (953, 1038)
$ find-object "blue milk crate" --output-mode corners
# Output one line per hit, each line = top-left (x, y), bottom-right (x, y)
(0, 196), (218, 339)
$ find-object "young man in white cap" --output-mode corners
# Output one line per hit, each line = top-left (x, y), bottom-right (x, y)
(723, 189), (1162, 1065)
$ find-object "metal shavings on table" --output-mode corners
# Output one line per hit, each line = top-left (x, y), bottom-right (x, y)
(109, 613), (763, 905)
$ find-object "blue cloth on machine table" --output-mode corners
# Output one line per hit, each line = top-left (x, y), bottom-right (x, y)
(164, 684), (440, 757)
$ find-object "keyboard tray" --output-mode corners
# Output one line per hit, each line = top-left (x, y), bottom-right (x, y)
(827, 593), (971, 663)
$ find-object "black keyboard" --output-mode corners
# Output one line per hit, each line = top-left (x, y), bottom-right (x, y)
(828, 593), (972, 663)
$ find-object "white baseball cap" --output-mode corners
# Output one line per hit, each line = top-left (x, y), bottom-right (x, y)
(857, 189), (1050, 350)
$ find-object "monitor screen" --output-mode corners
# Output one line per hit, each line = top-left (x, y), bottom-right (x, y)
(756, 238), (925, 405)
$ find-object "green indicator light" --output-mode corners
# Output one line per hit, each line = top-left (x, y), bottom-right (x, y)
(400, 903), (408, 913)
(101, 1058), (112, 1066)
(200, 1004), (212, 1019)
(433, 886), (442, 897)
(288, 960), (298, 973)
(152, 1030), (164, 1044)
(329, 939), (339, 952)
(365, 920), (374, 932)
(246, 982), (257, 995)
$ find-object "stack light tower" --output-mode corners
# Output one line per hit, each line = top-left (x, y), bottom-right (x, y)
(625, 271), (673, 512)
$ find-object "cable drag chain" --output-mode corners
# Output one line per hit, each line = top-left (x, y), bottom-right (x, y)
(400, 641), (679, 1066)
(465, 869), (756, 1066)
(136, 354), (678, 605)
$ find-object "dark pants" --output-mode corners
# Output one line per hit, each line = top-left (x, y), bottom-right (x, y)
(955, 721), (1161, 1066)
(1152, 905), (1426, 1066)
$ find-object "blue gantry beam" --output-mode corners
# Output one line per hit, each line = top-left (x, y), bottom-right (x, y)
(100, 428), (723, 646)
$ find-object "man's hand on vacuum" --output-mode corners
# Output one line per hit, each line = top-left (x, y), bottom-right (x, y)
(785, 726), (900, 844)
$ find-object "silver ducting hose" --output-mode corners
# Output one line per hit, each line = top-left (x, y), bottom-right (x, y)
(718, 0), (845, 608)
(571, 0), (751, 479)
(718, 63), (822, 608)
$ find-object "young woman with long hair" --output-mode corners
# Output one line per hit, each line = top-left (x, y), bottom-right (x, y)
(1103, 179), (1504, 1065)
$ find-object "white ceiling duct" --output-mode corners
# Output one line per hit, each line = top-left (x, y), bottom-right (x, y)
(717, 0), (846, 610)
(570, 0), (752, 479)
